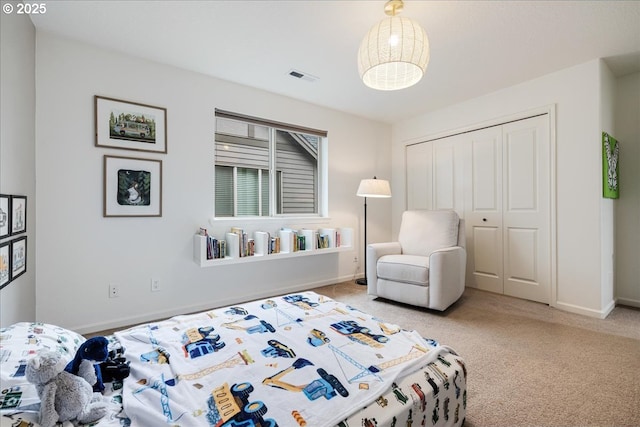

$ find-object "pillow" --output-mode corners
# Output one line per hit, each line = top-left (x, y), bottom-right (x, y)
(0, 322), (85, 414)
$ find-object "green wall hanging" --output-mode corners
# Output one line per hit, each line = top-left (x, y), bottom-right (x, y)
(602, 132), (620, 199)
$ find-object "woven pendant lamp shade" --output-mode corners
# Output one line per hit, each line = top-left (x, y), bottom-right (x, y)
(358, 15), (430, 91)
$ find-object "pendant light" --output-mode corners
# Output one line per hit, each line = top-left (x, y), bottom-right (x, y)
(358, 0), (430, 91)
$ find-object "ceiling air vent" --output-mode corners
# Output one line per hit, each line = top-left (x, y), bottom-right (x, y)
(288, 69), (318, 83)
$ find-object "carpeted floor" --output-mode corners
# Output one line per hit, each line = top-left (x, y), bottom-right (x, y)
(314, 281), (640, 427)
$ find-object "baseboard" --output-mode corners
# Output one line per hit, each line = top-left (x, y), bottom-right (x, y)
(554, 300), (616, 319)
(616, 297), (640, 309)
(74, 275), (356, 335)
(600, 299), (616, 318)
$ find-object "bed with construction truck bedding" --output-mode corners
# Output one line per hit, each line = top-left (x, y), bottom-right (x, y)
(1, 291), (466, 426)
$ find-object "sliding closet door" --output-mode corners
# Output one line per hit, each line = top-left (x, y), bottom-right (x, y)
(463, 116), (550, 302)
(406, 136), (465, 214)
(502, 116), (550, 303)
(463, 126), (505, 294)
(406, 142), (432, 210)
(432, 135), (465, 215)
(405, 113), (552, 305)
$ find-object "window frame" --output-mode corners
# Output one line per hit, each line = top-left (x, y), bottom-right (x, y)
(213, 110), (328, 222)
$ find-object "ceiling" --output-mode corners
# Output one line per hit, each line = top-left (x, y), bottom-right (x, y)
(29, 1), (640, 124)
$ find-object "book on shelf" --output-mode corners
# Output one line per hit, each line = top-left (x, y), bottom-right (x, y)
(230, 226), (244, 235)
(247, 238), (255, 256)
(270, 236), (280, 254)
(205, 235), (227, 260)
(318, 234), (329, 249)
(299, 229), (317, 251)
(318, 228), (338, 248)
(242, 232), (248, 257)
(219, 240), (226, 258)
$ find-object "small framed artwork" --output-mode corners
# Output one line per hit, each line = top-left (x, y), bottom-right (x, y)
(602, 132), (619, 199)
(104, 155), (162, 217)
(10, 195), (26, 235)
(10, 236), (26, 282)
(0, 241), (10, 290)
(0, 194), (10, 239)
(95, 95), (167, 154)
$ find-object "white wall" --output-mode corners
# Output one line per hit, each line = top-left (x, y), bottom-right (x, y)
(599, 60), (616, 312)
(614, 71), (640, 307)
(34, 33), (391, 333)
(0, 11), (36, 326)
(392, 60), (614, 318)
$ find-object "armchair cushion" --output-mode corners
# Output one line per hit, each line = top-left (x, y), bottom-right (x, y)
(377, 255), (429, 286)
(398, 210), (459, 256)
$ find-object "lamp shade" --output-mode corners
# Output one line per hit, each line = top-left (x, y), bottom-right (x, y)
(358, 15), (430, 91)
(357, 179), (392, 198)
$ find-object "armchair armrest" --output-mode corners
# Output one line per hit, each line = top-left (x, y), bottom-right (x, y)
(366, 242), (402, 295)
(428, 246), (467, 311)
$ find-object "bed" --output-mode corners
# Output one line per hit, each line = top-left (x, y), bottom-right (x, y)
(1, 291), (466, 426)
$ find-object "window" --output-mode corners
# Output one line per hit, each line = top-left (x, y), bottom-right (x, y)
(214, 110), (326, 218)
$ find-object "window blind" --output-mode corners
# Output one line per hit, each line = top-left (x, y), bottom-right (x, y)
(236, 167), (259, 216)
(215, 166), (234, 217)
(215, 109), (328, 138)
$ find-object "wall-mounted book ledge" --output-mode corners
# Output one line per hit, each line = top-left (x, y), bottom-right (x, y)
(193, 227), (353, 267)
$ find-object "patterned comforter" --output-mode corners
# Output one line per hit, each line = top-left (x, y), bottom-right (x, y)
(1, 291), (466, 427)
(115, 291), (466, 426)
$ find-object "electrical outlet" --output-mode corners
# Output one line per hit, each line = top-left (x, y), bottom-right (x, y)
(353, 256), (358, 264)
(109, 284), (120, 298)
(151, 278), (160, 292)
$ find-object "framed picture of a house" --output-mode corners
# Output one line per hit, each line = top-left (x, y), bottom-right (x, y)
(95, 95), (167, 153)
(103, 155), (163, 217)
(0, 194), (10, 239)
(0, 241), (10, 290)
(10, 195), (26, 235)
(10, 237), (26, 282)
(602, 132), (619, 199)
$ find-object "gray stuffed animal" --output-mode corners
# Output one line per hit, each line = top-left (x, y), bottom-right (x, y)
(25, 350), (109, 427)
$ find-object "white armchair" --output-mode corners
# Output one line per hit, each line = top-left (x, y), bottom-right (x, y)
(366, 210), (466, 311)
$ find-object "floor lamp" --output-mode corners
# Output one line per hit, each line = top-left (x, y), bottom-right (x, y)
(356, 177), (392, 286)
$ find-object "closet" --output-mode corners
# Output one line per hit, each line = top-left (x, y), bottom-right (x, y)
(406, 114), (551, 304)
